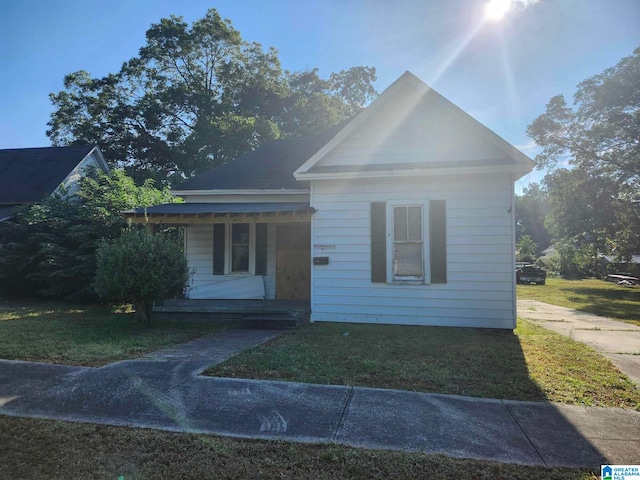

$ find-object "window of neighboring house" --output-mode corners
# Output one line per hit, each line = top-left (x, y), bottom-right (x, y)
(392, 205), (424, 281)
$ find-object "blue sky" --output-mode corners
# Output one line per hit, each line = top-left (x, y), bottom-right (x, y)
(0, 0), (638, 193)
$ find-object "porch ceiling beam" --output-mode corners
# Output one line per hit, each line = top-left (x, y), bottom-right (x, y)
(123, 211), (314, 225)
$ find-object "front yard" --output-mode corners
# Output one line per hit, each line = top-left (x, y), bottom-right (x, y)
(0, 415), (597, 480)
(0, 298), (228, 366)
(205, 320), (640, 410)
(0, 290), (632, 478)
(517, 277), (640, 327)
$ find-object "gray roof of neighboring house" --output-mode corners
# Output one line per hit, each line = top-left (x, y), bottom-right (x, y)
(601, 254), (640, 264)
(0, 145), (96, 204)
(0, 206), (17, 222)
(174, 122), (347, 192)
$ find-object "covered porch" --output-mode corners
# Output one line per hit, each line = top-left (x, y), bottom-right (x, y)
(123, 202), (314, 302)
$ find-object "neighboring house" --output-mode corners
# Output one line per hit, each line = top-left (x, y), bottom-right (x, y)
(125, 72), (534, 328)
(0, 145), (109, 221)
(599, 253), (640, 277)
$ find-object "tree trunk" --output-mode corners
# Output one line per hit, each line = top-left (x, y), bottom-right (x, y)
(133, 299), (153, 326)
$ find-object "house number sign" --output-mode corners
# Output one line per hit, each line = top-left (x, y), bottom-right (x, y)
(314, 244), (336, 250)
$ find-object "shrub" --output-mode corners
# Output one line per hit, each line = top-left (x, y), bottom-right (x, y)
(95, 230), (190, 325)
(0, 169), (178, 300)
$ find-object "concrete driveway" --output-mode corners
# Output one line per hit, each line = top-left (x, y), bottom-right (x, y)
(518, 299), (640, 385)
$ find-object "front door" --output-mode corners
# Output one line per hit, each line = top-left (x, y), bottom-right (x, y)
(276, 224), (311, 300)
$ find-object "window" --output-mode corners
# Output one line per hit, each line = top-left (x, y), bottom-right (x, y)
(392, 205), (423, 280)
(213, 223), (268, 276)
(231, 224), (250, 273)
(370, 201), (446, 285)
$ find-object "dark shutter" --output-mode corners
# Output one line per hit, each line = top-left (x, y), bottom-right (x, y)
(429, 200), (447, 284)
(213, 224), (225, 275)
(371, 202), (387, 283)
(255, 223), (268, 275)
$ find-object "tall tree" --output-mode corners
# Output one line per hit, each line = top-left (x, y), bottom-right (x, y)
(515, 183), (551, 253)
(48, 9), (377, 185)
(527, 47), (640, 259)
(516, 235), (538, 262)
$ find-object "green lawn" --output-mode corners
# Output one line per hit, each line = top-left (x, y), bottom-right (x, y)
(205, 320), (640, 410)
(0, 415), (597, 480)
(517, 277), (640, 326)
(0, 298), (228, 366)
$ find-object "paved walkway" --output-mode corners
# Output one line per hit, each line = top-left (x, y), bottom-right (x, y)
(518, 299), (640, 385)
(1, 327), (639, 469)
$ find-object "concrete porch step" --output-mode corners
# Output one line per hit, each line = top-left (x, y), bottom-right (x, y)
(242, 313), (307, 329)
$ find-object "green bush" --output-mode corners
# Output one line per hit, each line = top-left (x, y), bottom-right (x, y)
(95, 230), (190, 325)
(0, 169), (178, 300)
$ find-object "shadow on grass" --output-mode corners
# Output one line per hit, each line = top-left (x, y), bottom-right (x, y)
(204, 322), (616, 467)
(207, 323), (548, 401)
(566, 287), (640, 322)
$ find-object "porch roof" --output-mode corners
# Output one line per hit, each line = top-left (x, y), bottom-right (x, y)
(123, 202), (315, 224)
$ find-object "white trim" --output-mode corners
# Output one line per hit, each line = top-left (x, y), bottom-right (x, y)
(295, 164), (533, 182)
(510, 179), (517, 329)
(386, 200), (430, 284)
(294, 74), (411, 178)
(172, 189), (309, 196)
(88, 146), (110, 173)
(225, 223), (256, 275)
(293, 71), (534, 180)
(310, 181), (316, 322)
(56, 146), (110, 198)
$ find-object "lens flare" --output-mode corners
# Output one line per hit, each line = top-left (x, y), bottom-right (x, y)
(484, 0), (511, 21)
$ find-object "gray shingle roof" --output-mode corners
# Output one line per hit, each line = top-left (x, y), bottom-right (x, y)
(0, 145), (95, 204)
(174, 122), (347, 192)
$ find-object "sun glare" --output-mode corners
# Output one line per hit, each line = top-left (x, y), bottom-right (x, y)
(484, 0), (511, 21)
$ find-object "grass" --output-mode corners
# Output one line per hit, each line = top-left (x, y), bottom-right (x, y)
(205, 320), (640, 410)
(0, 415), (597, 480)
(517, 277), (640, 327)
(0, 298), (228, 366)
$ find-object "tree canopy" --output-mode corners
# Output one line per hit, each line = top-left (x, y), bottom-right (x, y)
(47, 9), (377, 185)
(527, 47), (640, 262)
(515, 183), (551, 254)
(0, 169), (177, 299)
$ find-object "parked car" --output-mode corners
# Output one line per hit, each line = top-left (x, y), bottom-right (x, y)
(516, 264), (547, 285)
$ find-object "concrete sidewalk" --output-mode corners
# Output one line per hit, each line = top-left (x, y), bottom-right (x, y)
(518, 299), (640, 385)
(1, 327), (639, 469)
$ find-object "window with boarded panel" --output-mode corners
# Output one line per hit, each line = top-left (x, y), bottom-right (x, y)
(429, 200), (447, 283)
(213, 224), (225, 275)
(371, 202), (387, 283)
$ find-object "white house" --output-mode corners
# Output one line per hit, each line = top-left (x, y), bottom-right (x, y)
(125, 72), (534, 329)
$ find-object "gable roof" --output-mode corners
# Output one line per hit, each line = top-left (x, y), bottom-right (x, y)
(174, 121), (348, 193)
(0, 145), (107, 204)
(294, 71), (534, 180)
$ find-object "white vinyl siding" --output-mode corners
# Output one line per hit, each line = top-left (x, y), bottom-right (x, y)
(184, 223), (276, 299)
(310, 174), (516, 328)
(313, 88), (507, 170)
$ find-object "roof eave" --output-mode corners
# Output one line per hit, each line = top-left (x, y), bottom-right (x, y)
(171, 188), (310, 196)
(295, 164), (533, 181)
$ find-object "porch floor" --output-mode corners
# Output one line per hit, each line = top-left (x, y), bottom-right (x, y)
(154, 299), (310, 316)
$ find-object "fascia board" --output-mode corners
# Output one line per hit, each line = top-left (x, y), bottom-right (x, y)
(295, 164), (533, 181)
(293, 72), (423, 178)
(171, 189), (310, 196)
